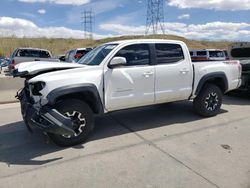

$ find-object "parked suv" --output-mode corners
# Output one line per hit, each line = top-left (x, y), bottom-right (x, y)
(65, 48), (92, 63)
(8, 48), (59, 73)
(228, 42), (250, 92)
(14, 39), (241, 146)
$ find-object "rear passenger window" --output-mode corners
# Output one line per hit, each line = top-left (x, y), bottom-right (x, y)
(231, 48), (250, 58)
(209, 51), (224, 58)
(155, 44), (184, 64)
(16, 49), (50, 58)
(29, 50), (40, 57)
(115, 44), (150, 66)
(17, 50), (30, 57)
(32, 50), (50, 58)
(39, 51), (50, 58)
(197, 51), (207, 56)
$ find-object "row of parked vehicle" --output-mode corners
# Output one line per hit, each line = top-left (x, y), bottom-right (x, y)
(0, 57), (10, 73)
(1, 42), (249, 93)
(190, 44), (250, 92)
(0, 47), (93, 74)
(190, 49), (229, 61)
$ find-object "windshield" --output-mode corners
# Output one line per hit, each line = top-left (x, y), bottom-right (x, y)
(231, 48), (250, 58)
(78, 44), (118, 65)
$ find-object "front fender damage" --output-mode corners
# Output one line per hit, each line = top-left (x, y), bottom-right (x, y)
(17, 88), (76, 137)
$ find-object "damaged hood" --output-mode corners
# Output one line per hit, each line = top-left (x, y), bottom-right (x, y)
(14, 61), (86, 77)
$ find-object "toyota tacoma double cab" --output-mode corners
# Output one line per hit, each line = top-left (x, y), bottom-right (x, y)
(13, 39), (242, 146)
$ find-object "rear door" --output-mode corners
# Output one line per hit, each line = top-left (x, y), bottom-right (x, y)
(154, 43), (193, 103)
(104, 43), (155, 111)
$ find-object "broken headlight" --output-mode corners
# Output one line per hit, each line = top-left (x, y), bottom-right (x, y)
(29, 82), (46, 96)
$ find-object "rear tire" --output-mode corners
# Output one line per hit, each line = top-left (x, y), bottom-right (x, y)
(194, 84), (222, 117)
(48, 99), (94, 147)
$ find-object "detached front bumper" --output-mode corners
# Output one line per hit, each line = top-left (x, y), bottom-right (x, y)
(17, 89), (76, 137)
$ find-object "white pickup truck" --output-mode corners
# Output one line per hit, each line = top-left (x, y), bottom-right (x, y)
(14, 39), (242, 146)
(9, 48), (59, 72)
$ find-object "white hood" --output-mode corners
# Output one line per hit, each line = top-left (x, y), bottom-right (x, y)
(15, 61), (85, 76)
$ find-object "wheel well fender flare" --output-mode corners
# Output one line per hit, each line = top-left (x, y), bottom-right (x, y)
(47, 83), (103, 114)
(195, 72), (228, 95)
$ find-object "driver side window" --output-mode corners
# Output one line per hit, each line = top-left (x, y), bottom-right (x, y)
(115, 44), (150, 66)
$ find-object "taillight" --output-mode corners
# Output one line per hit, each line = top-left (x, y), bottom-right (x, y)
(224, 60), (239, 65)
(238, 62), (242, 76)
(11, 59), (15, 65)
(10, 59), (15, 69)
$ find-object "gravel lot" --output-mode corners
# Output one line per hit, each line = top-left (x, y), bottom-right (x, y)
(0, 95), (250, 188)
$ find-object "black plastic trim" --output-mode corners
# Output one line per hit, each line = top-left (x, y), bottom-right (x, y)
(195, 72), (228, 95)
(13, 70), (29, 78)
(149, 43), (157, 65)
(47, 83), (104, 114)
(188, 64), (196, 100)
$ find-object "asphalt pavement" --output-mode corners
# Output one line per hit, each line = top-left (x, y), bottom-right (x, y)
(0, 68), (24, 103)
(0, 95), (250, 188)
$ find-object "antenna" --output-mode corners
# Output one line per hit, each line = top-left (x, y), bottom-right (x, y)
(145, 0), (165, 35)
(81, 10), (94, 39)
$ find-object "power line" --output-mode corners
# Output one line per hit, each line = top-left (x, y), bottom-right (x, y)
(81, 10), (94, 39)
(145, 0), (165, 35)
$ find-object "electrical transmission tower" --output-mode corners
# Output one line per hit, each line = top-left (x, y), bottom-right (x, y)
(81, 10), (94, 39)
(145, 0), (165, 35)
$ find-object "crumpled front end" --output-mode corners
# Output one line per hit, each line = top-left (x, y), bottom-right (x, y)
(16, 86), (76, 137)
(12, 61), (85, 79)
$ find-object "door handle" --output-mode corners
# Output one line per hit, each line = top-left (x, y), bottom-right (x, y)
(143, 72), (154, 77)
(179, 69), (189, 74)
(143, 72), (154, 76)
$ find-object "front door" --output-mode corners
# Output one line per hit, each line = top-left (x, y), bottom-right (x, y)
(104, 44), (155, 111)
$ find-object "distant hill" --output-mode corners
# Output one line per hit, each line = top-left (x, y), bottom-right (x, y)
(0, 35), (232, 57)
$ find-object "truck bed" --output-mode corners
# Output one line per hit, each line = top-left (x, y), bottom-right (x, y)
(192, 60), (241, 97)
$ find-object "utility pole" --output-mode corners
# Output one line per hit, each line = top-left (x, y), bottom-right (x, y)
(145, 0), (165, 35)
(81, 10), (94, 39)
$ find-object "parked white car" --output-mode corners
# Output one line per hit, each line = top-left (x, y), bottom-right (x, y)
(14, 39), (242, 146)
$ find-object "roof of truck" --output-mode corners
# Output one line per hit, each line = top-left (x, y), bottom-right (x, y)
(16, 47), (50, 52)
(230, 42), (250, 49)
(106, 39), (185, 45)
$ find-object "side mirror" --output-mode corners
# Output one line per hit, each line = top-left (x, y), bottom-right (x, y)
(108, 57), (127, 69)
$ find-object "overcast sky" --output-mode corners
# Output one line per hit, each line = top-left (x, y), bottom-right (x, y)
(0, 0), (250, 41)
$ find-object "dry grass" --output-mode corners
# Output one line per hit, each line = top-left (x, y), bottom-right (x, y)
(0, 35), (232, 57)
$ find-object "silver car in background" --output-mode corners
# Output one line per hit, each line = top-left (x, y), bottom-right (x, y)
(8, 48), (59, 73)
